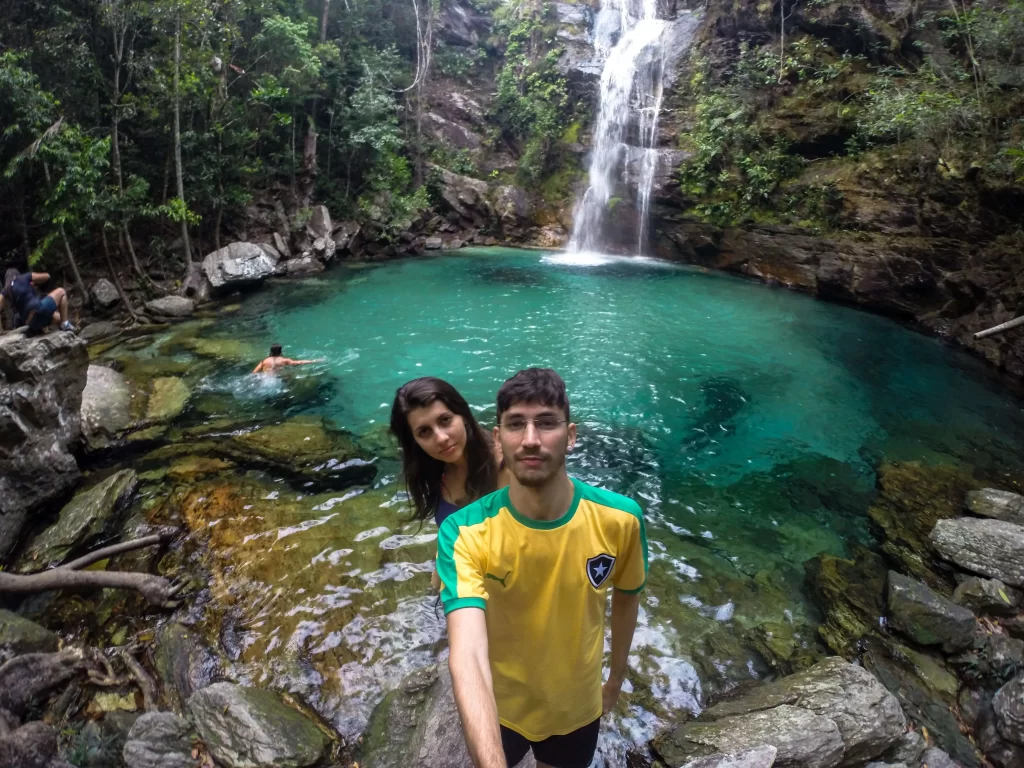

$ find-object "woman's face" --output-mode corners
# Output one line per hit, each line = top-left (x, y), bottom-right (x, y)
(407, 400), (468, 464)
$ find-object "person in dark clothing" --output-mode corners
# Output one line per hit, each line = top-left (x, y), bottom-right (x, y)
(0, 270), (75, 334)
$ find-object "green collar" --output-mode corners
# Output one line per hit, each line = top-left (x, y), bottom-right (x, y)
(504, 478), (581, 530)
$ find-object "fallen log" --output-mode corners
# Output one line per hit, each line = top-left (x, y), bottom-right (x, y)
(975, 315), (1024, 339)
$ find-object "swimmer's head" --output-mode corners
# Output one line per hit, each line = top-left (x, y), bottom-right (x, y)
(270, 344), (283, 357)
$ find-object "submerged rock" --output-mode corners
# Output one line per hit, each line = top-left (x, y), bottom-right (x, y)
(360, 663), (470, 768)
(202, 242), (279, 289)
(154, 623), (220, 715)
(122, 712), (196, 768)
(0, 329), (88, 561)
(887, 571), (977, 652)
(187, 682), (329, 768)
(803, 547), (887, 656)
(15, 469), (137, 571)
(0, 610), (58, 664)
(746, 621), (825, 675)
(930, 518), (1024, 587)
(953, 577), (1023, 617)
(652, 657), (905, 768)
(81, 364), (136, 451)
(146, 377), (190, 423)
(966, 489), (1024, 526)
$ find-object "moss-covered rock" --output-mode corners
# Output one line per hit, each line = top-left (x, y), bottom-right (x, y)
(145, 377), (190, 423)
(803, 546), (887, 657)
(0, 609), (58, 664)
(745, 621), (826, 675)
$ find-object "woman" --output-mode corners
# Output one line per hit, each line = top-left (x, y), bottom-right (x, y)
(0, 269), (75, 333)
(390, 377), (505, 592)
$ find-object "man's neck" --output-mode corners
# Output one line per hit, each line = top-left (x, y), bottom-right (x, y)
(508, 472), (575, 522)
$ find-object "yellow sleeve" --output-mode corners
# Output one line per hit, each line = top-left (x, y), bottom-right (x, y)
(612, 512), (648, 594)
(437, 517), (487, 614)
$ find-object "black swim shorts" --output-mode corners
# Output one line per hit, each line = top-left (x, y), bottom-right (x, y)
(501, 718), (600, 768)
(28, 296), (57, 331)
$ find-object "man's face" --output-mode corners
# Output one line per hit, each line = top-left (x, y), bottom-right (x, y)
(495, 401), (576, 488)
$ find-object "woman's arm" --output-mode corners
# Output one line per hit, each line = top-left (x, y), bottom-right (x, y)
(30, 272), (50, 285)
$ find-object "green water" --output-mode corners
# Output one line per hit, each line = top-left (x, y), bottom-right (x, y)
(105, 248), (1024, 764)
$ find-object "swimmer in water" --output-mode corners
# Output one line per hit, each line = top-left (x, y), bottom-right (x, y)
(252, 344), (322, 374)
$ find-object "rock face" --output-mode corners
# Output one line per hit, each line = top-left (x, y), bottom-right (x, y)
(953, 577), (1023, 617)
(0, 329), (88, 562)
(187, 682), (329, 768)
(90, 278), (120, 309)
(15, 469), (137, 571)
(361, 663), (470, 768)
(202, 242), (279, 289)
(0, 610), (58, 665)
(652, 657), (906, 768)
(930, 518), (1024, 587)
(122, 712), (196, 768)
(887, 571), (977, 652)
(967, 489), (1024, 526)
(994, 675), (1024, 746)
(433, 166), (493, 228)
(80, 365), (135, 451)
(145, 296), (195, 319)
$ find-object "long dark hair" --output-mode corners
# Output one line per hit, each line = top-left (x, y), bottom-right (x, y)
(2, 269), (19, 298)
(390, 377), (499, 523)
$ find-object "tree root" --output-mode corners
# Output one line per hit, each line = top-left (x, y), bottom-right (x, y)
(0, 530), (183, 607)
(121, 648), (158, 713)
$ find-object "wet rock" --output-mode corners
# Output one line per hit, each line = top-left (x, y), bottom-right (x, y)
(994, 675), (1024, 746)
(79, 321), (120, 342)
(804, 547), (887, 656)
(306, 205), (332, 240)
(883, 731), (926, 765)
(746, 621), (825, 674)
(283, 256), (325, 275)
(887, 572), (977, 652)
(0, 329), (88, 561)
(145, 296), (195, 319)
(868, 462), (979, 591)
(187, 682), (329, 768)
(425, 236), (444, 250)
(312, 236), (336, 262)
(930, 518), (1024, 587)
(220, 416), (376, 491)
(15, 469), (137, 571)
(967, 489), (1024, 526)
(81, 364), (135, 450)
(154, 623), (219, 715)
(0, 610), (58, 664)
(653, 657), (905, 767)
(122, 712), (196, 768)
(921, 747), (958, 768)
(202, 242), (279, 289)
(953, 577), (1023, 617)
(90, 278), (120, 309)
(146, 377), (190, 423)
(679, 746), (779, 768)
(361, 663), (470, 768)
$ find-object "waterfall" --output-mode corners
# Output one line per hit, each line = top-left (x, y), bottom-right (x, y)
(569, 0), (669, 255)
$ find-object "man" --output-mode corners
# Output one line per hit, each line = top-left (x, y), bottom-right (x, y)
(0, 270), (75, 334)
(252, 344), (322, 374)
(438, 368), (648, 768)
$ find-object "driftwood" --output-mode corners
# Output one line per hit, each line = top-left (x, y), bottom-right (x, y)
(975, 315), (1024, 339)
(0, 531), (183, 607)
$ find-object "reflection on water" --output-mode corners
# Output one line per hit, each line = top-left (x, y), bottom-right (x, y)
(98, 249), (1024, 764)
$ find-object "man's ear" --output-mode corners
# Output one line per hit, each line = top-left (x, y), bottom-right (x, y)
(566, 422), (577, 452)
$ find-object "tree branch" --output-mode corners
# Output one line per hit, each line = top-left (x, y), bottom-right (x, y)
(58, 532), (174, 572)
(0, 570), (182, 608)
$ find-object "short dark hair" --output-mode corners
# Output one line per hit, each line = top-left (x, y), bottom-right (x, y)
(270, 344), (282, 356)
(496, 368), (570, 423)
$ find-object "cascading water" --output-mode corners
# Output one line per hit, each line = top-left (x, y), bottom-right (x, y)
(570, 0), (669, 255)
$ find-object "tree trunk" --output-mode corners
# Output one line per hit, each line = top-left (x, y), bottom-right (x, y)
(100, 227), (139, 321)
(297, 0), (330, 209)
(413, 0), (434, 189)
(15, 183), (32, 265)
(173, 11), (193, 266)
(41, 161), (89, 303)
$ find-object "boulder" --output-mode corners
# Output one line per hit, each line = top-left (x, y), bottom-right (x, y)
(154, 623), (220, 715)
(90, 278), (120, 309)
(0, 329), (88, 561)
(145, 296), (195, 319)
(332, 220), (360, 252)
(122, 712), (196, 768)
(0, 610), (58, 665)
(312, 236), (336, 262)
(273, 231), (291, 259)
(0, 720), (72, 768)
(15, 469), (137, 571)
(887, 571), (977, 652)
(994, 675), (1024, 746)
(360, 663), (470, 768)
(493, 186), (533, 226)
(146, 377), (190, 423)
(306, 205), (332, 240)
(431, 165), (492, 226)
(967, 489), (1024, 526)
(930, 518), (1024, 587)
(883, 731), (926, 765)
(202, 242), (279, 289)
(953, 577), (1023, 617)
(679, 747), (780, 768)
(81, 365), (135, 451)
(425, 236), (444, 250)
(187, 682), (330, 768)
(921, 747), (959, 768)
(284, 256), (325, 276)
(653, 657), (906, 767)
(79, 321), (121, 343)
(180, 262), (212, 303)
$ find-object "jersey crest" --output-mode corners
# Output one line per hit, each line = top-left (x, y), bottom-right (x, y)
(586, 553), (615, 588)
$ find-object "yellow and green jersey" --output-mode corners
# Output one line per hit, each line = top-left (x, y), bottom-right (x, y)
(437, 478), (648, 741)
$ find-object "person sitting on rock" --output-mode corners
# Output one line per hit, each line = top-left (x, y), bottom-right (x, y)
(252, 344), (321, 374)
(0, 269), (75, 334)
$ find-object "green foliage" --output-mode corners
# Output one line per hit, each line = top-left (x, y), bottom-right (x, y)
(435, 42), (485, 81)
(1007, 145), (1024, 181)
